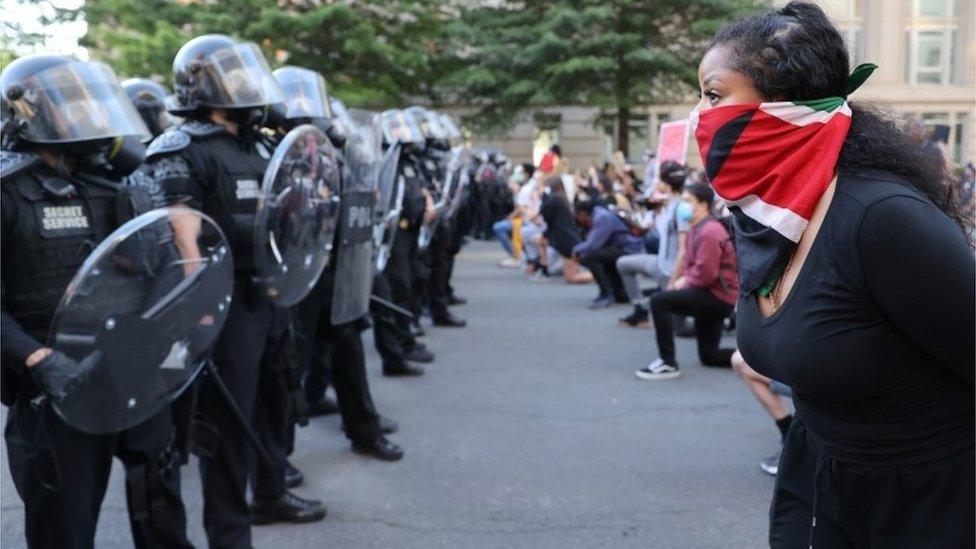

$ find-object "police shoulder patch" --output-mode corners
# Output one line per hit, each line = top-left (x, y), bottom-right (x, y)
(145, 129), (191, 159)
(181, 120), (225, 137)
(1, 151), (41, 180)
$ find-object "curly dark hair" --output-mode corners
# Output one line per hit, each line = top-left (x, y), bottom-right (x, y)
(709, 1), (971, 240)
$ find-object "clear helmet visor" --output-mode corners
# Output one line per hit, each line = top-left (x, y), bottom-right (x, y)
(197, 43), (283, 108)
(405, 107), (448, 140)
(274, 67), (331, 120)
(329, 97), (355, 138)
(379, 110), (423, 144)
(438, 113), (462, 140)
(10, 60), (150, 143)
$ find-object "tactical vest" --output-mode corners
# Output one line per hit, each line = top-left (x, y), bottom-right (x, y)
(399, 158), (427, 228)
(180, 134), (268, 274)
(3, 167), (119, 341)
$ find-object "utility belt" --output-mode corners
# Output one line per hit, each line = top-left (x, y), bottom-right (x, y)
(232, 270), (273, 309)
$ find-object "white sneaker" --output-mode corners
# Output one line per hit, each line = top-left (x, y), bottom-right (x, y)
(635, 358), (681, 380)
(760, 451), (780, 476)
(529, 271), (551, 283)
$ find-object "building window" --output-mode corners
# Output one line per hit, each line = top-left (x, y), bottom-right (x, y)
(906, 0), (960, 84)
(912, 0), (955, 17)
(600, 114), (651, 163)
(823, 0), (862, 64)
(626, 115), (649, 164)
(532, 114), (560, 167)
(953, 112), (969, 163)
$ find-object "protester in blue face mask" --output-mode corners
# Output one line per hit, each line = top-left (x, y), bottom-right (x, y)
(636, 183), (740, 380)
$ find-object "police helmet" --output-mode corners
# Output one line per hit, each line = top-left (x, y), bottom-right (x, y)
(170, 34), (283, 114)
(1, 53), (150, 146)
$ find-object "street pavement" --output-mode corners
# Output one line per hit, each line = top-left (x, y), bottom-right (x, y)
(1, 240), (778, 548)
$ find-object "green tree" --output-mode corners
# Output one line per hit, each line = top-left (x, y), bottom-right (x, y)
(69, 0), (452, 108)
(447, 0), (758, 151)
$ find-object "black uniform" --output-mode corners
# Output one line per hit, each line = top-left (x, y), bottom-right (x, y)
(296, 265), (383, 443)
(388, 156), (427, 342)
(148, 123), (291, 549)
(2, 161), (192, 549)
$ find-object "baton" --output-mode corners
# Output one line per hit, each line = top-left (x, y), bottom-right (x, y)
(370, 294), (414, 319)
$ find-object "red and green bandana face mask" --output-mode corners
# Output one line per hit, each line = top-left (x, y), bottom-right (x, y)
(690, 63), (877, 297)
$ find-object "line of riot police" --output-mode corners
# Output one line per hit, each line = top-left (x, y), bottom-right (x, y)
(1, 33), (472, 549)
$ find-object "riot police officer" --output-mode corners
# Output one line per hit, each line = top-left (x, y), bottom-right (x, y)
(123, 78), (177, 139)
(1, 53), (192, 549)
(378, 110), (442, 345)
(271, 69), (407, 460)
(406, 107), (466, 328)
(146, 35), (325, 547)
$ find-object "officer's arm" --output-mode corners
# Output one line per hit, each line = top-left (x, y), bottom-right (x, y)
(151, 153), (206, 274)
(0, 197), (49, 370)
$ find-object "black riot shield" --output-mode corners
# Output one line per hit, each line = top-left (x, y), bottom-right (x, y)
(254, 124), (341, 306)
(331, 110), (380, 325)
(373, 141), (403, 272)
(47, 208), (234, 434)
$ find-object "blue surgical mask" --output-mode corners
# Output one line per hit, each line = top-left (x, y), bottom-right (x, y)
(676, 201), (694, 223)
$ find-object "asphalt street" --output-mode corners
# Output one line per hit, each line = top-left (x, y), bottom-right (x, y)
(1, 240), (778, 548)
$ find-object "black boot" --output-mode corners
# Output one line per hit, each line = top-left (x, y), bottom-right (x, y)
(448, 294), (467, 305)
(251, 491), (326, 525)
(404, 346), (435, 363)
(432, 313), (466, 328)
(383, 361), (425, 377)
(351, 435), (404, 461)
(306, 395), (339, 417)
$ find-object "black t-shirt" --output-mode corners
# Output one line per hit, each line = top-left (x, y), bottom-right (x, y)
(738, 170), (974, 466)
(540, 192), (581, 258)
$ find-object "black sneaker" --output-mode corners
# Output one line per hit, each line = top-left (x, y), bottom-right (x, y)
(635, 358), (681, 380)
(618, 305), (650, 328)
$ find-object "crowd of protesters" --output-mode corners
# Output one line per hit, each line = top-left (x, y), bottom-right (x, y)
(464, 124), (975, 479)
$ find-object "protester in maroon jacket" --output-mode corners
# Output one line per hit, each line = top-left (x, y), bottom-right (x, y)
(636, 183), (738, 380)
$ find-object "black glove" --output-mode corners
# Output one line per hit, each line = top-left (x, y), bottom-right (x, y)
(30, 350), (95, 401)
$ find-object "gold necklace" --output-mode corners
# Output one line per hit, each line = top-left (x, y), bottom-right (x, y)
(766, 250), (797, 314)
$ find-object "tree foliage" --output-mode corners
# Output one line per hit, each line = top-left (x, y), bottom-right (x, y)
(447, 0), (759, 148)
(69, 0), (453, 107)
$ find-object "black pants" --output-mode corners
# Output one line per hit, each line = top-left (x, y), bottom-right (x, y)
(771, 417), (975, 548)
(298, 276), (382, 443)
(427, 222), (453, 321)
(200, 292), (290, 549)
(371, 272), (410, 370)
(579, 246), (629, 301)
(5, 401), (191, 549)
(649, 288), (734, 367)
(388, 224), (420, 350)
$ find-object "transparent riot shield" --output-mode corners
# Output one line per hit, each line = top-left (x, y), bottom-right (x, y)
(418, 146), (471, 251)
(254, 124), (342, 306)
(373, 140), (403, 272)
(331, 110), (379, 325)
(47, 208), (233, 434)
(375, 174), (405, 272)
(444, 146), (472, 219)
